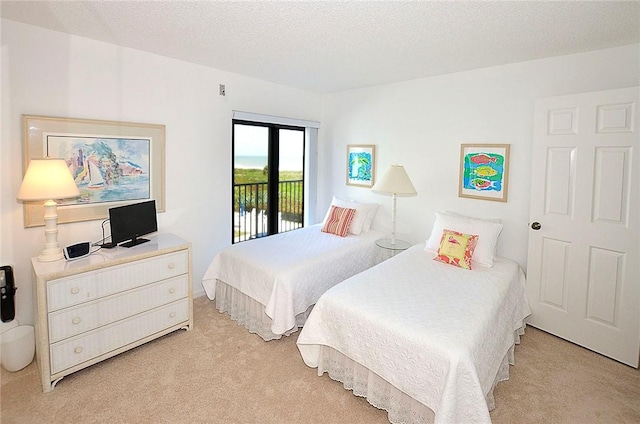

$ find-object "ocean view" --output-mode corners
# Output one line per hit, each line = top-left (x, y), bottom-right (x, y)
(235, 155), (302, 171)
(235, 155), (267, 169)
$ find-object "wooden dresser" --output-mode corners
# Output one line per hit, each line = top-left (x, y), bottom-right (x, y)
(31, 233), (193, 392)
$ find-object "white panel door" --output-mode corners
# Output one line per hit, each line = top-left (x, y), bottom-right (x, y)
(527, 86), (639, 368)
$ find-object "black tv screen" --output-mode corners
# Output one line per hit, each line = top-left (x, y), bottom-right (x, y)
(108, 200), (158, 248)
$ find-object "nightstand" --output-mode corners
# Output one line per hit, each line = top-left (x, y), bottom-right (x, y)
(376, 238), (411, 257)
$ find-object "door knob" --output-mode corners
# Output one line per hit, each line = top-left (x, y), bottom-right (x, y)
(531, 222), (541, 230)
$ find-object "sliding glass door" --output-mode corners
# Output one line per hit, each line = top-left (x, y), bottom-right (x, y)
(232, 121), (304, 243)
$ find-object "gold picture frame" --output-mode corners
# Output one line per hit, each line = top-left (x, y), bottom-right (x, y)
(458, 144), (510, 202)
(21, 115), (165, 227)
(346, 144), (376, 187)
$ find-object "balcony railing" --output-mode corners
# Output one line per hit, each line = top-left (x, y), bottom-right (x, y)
(233, 180), (304, 243)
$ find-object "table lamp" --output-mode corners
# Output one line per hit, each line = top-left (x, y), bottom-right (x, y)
(371, 164), (417, 247)
(17, 158), (80, 262)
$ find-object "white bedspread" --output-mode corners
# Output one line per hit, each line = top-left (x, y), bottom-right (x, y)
(297, 244), (531, 424)
(202, 224), (385, 335)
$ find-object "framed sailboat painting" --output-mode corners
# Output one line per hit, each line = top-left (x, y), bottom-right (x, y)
(21, 115), (165, 227)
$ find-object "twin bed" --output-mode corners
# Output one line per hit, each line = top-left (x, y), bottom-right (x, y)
(202, 197), (384, 340)
(297, 244), (530, 423)
(202, 207), (530, 423)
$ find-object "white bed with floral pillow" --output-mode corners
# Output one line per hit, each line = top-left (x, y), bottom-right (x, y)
(201, 197), (383, 340)
(297, 212), (531, 424)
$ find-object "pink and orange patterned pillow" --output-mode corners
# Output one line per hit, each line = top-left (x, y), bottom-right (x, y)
(321, 206), (356, 237)
(433, 229), (478, 270)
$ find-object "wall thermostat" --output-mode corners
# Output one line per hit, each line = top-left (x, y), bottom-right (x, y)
(63, 242), (91, 261)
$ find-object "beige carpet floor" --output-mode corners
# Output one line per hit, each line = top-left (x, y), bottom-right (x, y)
(1, 295), (639, 424)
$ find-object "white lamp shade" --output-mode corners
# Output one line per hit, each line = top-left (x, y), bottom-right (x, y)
(371, 165), (417, 197)
(17, 158), (80, 201)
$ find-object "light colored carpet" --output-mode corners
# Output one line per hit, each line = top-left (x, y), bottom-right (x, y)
(1, 295), (639, 424)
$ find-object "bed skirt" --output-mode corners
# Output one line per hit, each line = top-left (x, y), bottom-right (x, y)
(316, 325), (526, 424)
(215, 280), (313, 341)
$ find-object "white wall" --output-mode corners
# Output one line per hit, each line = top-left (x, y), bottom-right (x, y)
(2, 19), (638, 327)
(319, 44), (639, 269)
(0, 20), (321, 326)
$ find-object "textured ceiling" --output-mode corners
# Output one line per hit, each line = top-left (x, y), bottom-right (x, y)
(1, 1), (639, 93)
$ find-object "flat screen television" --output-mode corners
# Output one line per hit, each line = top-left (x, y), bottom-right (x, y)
(108, 200), (158, 248)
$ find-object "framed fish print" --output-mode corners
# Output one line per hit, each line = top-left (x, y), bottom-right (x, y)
(346, 144), (376, 187)
(21, 115), (165, 227)
(458, 144), (510, 202)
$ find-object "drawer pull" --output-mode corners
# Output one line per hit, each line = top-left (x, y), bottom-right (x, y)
(169, 287), (176, 294)
(72, 317), (81, 325)
(169, 311), (176, 318)
(74, 347), (83, 354)
(71, 287), (80, 294)
(168, 263), (175, 270)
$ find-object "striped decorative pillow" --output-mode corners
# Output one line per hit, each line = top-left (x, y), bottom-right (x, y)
(321, 206), (356, 237)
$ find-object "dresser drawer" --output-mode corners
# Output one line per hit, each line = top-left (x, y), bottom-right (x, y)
(48, 275), (189, 343)
(47, 250), (188, 312)
(50, 298), (190, 374)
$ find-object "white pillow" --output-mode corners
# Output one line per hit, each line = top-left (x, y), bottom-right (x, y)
(425, 211), (503, 267)
(438, 211), (502, 249)
(322, 196), (379, 235)
(362, 202), (379, 232)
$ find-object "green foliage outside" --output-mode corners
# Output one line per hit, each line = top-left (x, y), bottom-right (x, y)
(234, 167), (302, 184)
(234, 168), (303, 222)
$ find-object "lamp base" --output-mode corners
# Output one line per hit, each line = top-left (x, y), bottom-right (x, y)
(37, 247), (64, 262)
(38, 199), (64, 262)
